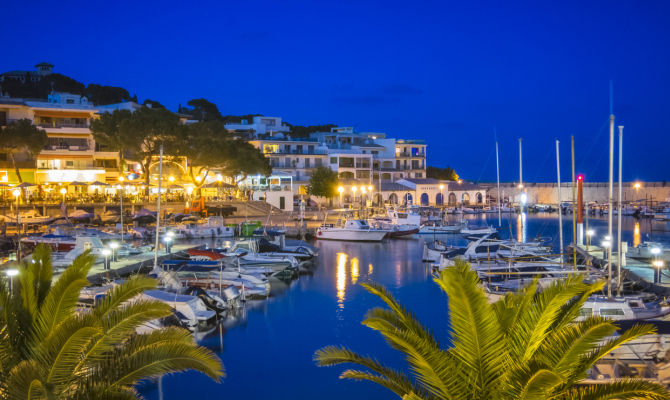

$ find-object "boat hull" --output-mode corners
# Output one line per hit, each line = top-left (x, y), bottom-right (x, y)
(316, 228), (387, 242)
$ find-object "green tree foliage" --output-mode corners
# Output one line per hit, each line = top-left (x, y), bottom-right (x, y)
(0, 119), (47, 182)
(221, 114), (263, 125)
(85, 84), (132, 105)
(307, 166), (339, 198)
(180, 99), (223, 121)
(90, 110), (135, 173)
(426, 166), (459, 181)
(142, 99), (166, 109)
(0, 245), (224, 399)
(315, 260), (669, 400)
(285, 123), (337, 139)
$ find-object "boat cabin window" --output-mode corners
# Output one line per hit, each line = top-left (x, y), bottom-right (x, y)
(358, 220), (369, 227)
(579, 308), (592, 317)
(599, 308), (625, 316)
(397, 213), (408, 219)
(628, 301), (643, 308)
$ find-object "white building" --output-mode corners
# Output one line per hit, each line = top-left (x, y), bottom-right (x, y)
(225, 116), (290, 136)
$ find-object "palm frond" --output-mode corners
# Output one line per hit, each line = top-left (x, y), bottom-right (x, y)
(33, 251), (94, 339)
(5, 360), (47, 400)
(315, 345), (424, 398)
(93, 275), (159, 319)
(517, 369), (564, 400)
(29, 244), (54, 306)
(434, 260), (507, 397)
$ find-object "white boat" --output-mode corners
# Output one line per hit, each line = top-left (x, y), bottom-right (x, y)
(461, 226), (498, 235)
(178, 216), (234, 238)
(316, 220), (388, 242)
(2, 209), (55, 225)
(417, 221), (465, 234)
(579, 295), (670, 321)
(139, 289), (218, 332)
(628, 241), (670, 262)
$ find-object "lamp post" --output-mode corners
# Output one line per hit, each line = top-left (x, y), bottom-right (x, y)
(586, 229), (594, 251)
(102, 248), (111, 271)
(109, 241), (119, 262)
(351, 186), (357, 206)
(164, 235), (173, 255)
(338, 186), (344, 208)
(59, 187), (66, 203)
(118, 176), (125, 243)
(439, 184), (445, 208)
(653, 259), (664, 284)
(6, 268), (18, 295)
(13, 189), (21, 260)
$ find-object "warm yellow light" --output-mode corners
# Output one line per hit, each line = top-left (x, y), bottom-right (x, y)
(634, 182), (641, 189)
(518, 183), (524, 189)
(367, 185), (372, 192)
(216, 174), (223, 182)
(168, 176), (175, 183)
(195, 176), (202, 183)
(118, 176), (125, 182)
(186, 187), (194, 195)
(1, 175), (7, 183)
(116, 185), (122, 190)
(351, 186), (357, 193)
(59, 188), (66, 195)
(12, 189), (20, 197)
(458, 179), (462, 184)
(361, 186), (367, 194)
(439, 184), (444, 190)
(337, 186), (344, 194)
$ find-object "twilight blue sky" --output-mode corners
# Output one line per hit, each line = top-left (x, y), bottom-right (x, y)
(2, 0), (669, 182)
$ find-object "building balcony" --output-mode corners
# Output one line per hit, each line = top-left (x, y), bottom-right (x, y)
(38, 122), (89, 129)
(397, 152), (426, 157)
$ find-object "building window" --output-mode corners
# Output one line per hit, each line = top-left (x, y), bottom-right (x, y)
(65, 160), (74, 167)
(330, 157), (337, 164)
(356, 170), (369, 179)
(415, 172), (422, 178)
(305, 158), (310, 168)
(0, 111), (6, 126)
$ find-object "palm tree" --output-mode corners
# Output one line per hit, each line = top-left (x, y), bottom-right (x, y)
(315, 260), (669, 400)
(0, 245), (224, 399)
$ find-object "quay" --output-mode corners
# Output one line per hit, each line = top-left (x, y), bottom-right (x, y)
(570, 244), (670, 297)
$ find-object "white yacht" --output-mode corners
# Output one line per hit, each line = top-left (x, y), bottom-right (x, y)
(316, 220), (387, 242)
(579, 296), (670, 321)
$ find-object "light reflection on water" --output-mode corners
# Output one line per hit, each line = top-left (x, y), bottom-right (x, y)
(336, 252), (347, 308)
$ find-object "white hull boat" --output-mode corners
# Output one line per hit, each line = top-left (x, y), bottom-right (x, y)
(316, 220), (387, 242)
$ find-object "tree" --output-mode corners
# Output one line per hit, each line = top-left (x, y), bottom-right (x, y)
(220, 138), (272, 184)
(426, 166), (458, 181)
(85, 84), (132, 105)
(175, 121), (229, 187)
(0, 245), (223, 399)
(142, 99), (166, 109)
(0, 119), (47, 183)
(285, 123), (337, 139)
(90, 109), (135, 174)
(315, 260), (669, 400)
(180, 98), (223, 121)
(307, 166), (339, 199)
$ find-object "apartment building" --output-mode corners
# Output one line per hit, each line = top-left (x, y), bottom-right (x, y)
(394, 139), (426, 180)
(225, 116), (290, 137)
(0, 92), (112, 184)
(248, 137), (328, 181)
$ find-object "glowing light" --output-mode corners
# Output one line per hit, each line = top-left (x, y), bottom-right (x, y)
(163, 236), (172, 243)
(1, 175), (7, 183)
(361, 186), (367, 194)
(168, 176), (175, 183)
(195, 176), (202, 183)
(186, 187), (194, 195)
(336, 253), (347, 308)
(439, 184), (444, 190)
(351, 186), (357, 193)
(368, 263), (373, 274)
(518, 183), (524, 189)
(587, 229), (595, 237)
(351, 257), (359, 284)
(337, 186), (344, 194)
(634, 222), (641, 247)
(602, 240), (611, 249)
(109, 242), (119, 249)
(653, 260), (665, 269)
(520, 193), (527, 204)
(216, 174), (223, 182)
(5, 269), (18, 277)
(604, 235), (612, 241)
(458, 179), (462, 184)
(634, 182), (641, 190)
(12, 189), (20, 197)
(577, 174), (584, 181)
(118, 176), (125, 182)
(651, 247), (661, 255)
(101, 249), (111, 256)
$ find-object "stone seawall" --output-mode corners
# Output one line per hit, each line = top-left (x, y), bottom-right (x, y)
(493, 182), (670, 204)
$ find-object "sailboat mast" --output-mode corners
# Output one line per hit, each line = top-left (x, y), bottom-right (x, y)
(617, 125), (624, 296)
(556, 140), (563, 263)
(153, 144), (164, 269)
(495, 139), (501, 227)
(607, 114), (615, 299)
(571, 136), (576, 270)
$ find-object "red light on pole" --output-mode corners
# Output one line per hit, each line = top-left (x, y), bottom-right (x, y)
(577, 174), (584, 181)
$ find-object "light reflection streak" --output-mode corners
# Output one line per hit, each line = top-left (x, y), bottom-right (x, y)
(336, 253), (347, 308)
(634, 221), (641, 247)
(368, 263), (373, 275)
(351, 257), (359, 284)
(516, 212), (527, 243)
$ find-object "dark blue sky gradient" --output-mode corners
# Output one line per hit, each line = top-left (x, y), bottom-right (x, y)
(2, 0), (669, 182)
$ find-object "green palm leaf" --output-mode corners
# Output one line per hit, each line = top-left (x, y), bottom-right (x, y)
(553, 378), (669, 400)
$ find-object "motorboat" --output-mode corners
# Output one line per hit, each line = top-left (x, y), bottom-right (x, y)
(316, 220), (387, 242)
(139, 289), (218, 332)
(68, 209), (95, 222)
(21, 233), (76, 252)
(177, 216), (234, 238)
(157, 266), (270, 300)
(579, 296), (670, 321)
(252, 229), (318, 258)
(460, 226), (498, 236)
(628, 242), (670, 262)
(417, 220), (466, 234)
(99, 209), (120, 224)
(2, 209), (55, 225)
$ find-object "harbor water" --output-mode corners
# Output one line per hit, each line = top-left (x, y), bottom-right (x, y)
(138, 213), (670, 399)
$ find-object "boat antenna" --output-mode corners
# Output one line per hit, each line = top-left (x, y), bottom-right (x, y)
(556, 140), (564, 264)
(494, 128), (502, 227)
(153, 143), (164, 271)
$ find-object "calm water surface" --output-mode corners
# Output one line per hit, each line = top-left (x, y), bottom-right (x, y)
(138, 213), (670, 399)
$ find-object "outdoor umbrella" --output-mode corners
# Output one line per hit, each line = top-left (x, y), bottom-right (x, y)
(68, 181), (88, 186)
(90, 180), (109, 187)
(166, 184), (184, 190)
(13, 182), (36, 189)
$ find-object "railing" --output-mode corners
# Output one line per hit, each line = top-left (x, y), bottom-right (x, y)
(43, 145), (91, 151)
(266, 149), (327, 155)
(398, 151), (425, 157)
(37, 123), (89, 129)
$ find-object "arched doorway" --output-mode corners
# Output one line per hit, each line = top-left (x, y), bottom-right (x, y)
(420, 193), (429, 206)
(389, 193), (398, 204)
(436, 193), (444, 205)
(374, 193), (383, 205)
(448, 193), (457, 205)
(462, 193), (470, 204)
(404, 193), (413, 205)
(476, 192), (483, 204)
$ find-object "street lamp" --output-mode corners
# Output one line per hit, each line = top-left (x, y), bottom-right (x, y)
(102, 248), (111, 270)
(168, 175), (175, 183)
(586, 229), (595, 250)
(439, 184), (445, 207)
(109, 241), (119, 262)
(351, 186), (358, 205)
(59, 187), (66, 203)
(653, 259), (664, 283)
(6, 268), (18, 295)
(338, 186), (344, 207)
(13, 189), (21, 259)
(117, 177), (125, 244)
(164, 235), (173, 254)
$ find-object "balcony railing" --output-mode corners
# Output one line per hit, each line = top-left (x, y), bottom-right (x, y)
(43, 145), (91, 151)
(38, 123), (89, 129)
(398, 151), (425, 157)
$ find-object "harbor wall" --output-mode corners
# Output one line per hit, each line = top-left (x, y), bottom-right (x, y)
(494, 182), (670, 205)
